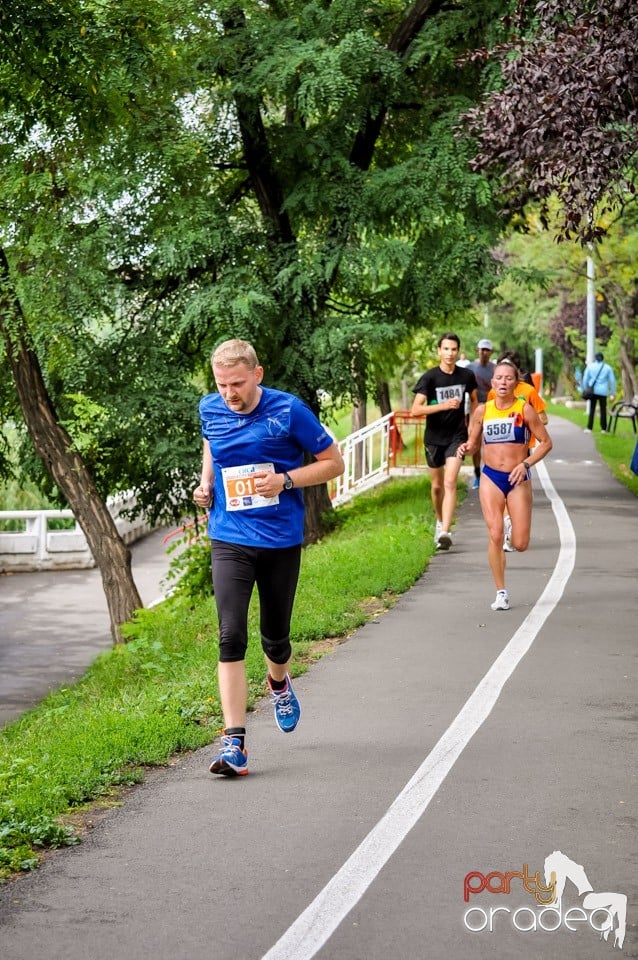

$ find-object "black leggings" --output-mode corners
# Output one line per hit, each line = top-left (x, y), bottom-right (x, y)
(211, 540), (302, 663)
(587, 394), (608, 431)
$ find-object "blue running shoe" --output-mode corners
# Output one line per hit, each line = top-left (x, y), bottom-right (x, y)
(472, 475), (480, 489)
(267, 674), (301, 733)
(209, 735), (248, 776)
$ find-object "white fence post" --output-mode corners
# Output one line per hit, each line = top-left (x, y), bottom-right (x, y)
(331, 412), (394, 506)
(1, 413), (435, 569)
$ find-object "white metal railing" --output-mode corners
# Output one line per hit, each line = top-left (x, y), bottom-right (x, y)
(0, 413), (428, 570)
(0, 492), (154, 572)
(332, 412), (395, 506)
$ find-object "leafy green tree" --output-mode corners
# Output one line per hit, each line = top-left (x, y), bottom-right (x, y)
(0, 0), (196, 640)
(109, 0), (508, 535)
(1, 0), (510, 640)
(593, 210), (638, 398)
(488, 207), (638, 396)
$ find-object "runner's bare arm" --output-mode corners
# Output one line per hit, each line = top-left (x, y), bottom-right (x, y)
(457, 404), (485, 458)
(410, 392), (461, 416)
(193, 440), (213, 508)
(253, 443), (345, 497)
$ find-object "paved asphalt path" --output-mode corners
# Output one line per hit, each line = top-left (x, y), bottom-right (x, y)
(0, 416), (636, 960)
(0, 528), (179, 727)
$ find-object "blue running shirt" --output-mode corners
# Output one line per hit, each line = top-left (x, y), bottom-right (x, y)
(199, 386), (333, 547)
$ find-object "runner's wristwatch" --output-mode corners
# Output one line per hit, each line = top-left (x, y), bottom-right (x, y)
(283, 471), (294, 490)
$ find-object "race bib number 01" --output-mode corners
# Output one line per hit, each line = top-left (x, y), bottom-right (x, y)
(484, 418), (516, 443)
(435, 384), (464, 404)
(221, 463), (279, 511)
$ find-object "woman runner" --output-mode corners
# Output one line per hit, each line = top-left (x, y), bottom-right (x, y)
(457, 359), (553, 611)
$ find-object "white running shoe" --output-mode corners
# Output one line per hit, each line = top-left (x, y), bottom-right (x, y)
(436, 530), (452, 551)
(503, 515), (514, 552)
(434, 519), (442, 545)
(491, 590), (510, 611)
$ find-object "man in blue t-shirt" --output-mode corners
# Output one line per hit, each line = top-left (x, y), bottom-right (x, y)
(193, 339), (344, 777)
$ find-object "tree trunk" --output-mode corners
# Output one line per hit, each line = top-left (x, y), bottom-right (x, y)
(607, 284), (638, 399)
(377, 377), (402, 450)
(376, 378), (392, 417)
(351, 399), (367, 433)
(618, 305), (637, 400)
(303, 483), (334, 545)
(1, 258), (142, 643)
(351, 391), (367, 481)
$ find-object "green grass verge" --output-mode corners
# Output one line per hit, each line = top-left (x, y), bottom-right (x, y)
(0, 475), (446, 881)
(548, 401), (638, 496)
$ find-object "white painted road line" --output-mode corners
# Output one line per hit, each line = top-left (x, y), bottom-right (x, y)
(261, 461), (576, 960)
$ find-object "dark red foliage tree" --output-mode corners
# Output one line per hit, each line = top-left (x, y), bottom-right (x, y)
(548, 295), (610, 364)
(462, 0), (638, 242)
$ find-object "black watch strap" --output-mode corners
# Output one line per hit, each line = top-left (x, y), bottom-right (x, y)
(283, 471), (294, 490)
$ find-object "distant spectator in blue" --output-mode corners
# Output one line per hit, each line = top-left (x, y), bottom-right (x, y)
(582, 352), (616, 433)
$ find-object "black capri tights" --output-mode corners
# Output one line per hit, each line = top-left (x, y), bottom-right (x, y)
(211, 540), (302, 664)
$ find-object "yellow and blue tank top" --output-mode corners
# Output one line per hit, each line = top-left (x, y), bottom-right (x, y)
(483, 397), (530, 446)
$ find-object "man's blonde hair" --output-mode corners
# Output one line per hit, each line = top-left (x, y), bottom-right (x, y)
(211, 339), (259, 369)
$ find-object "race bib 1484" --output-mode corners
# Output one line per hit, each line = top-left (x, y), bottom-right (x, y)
(435, 384), (464, 404)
